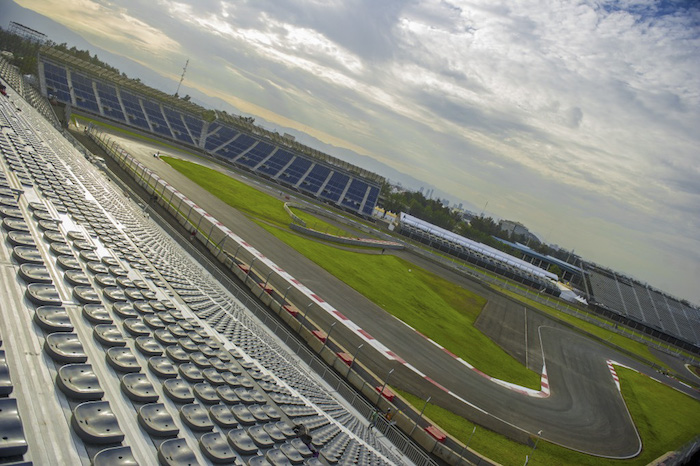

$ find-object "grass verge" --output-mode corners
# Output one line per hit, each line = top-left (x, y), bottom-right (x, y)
(163, 156), (541, 388)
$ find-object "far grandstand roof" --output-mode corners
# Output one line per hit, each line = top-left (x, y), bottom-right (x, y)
(400, 212), (559, 281)
(496, 238), (583, 276)
(39, 46), (385, 185)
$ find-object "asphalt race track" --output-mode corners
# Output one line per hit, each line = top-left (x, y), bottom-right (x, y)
(82, 122), (698, 459)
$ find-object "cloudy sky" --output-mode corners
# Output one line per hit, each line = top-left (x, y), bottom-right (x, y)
(9, 0), (700, 305)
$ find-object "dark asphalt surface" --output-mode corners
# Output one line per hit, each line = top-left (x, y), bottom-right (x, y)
(83, 124), (698, 458)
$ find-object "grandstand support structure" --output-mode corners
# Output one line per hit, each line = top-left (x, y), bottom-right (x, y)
(8, 21), (48, 44)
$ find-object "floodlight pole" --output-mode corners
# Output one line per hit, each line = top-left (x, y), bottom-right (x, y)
(457, 426), (476, 465)
(524, 430), (542, 466)
(376, 368), (395, 405)
(347, 344), (363, 377)
(409, 396), (431, 435)
(298, 302), (313, 331)
(320, 322), (336, 354)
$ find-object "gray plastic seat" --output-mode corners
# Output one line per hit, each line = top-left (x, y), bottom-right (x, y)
(57, 364), (104, 400)
(148, 356), (178, 379)
(248, 425), (275, 449)
(74, 286), (102, 305)
(56, 255), (81, 270)
(93, 324), (126, 347)
(7, 231), (34, 247)
(154, 329), (178, 346)
(248, 405), (271, 422)
(280, 443), (305, 464)
(0, 351), (12, 396)
(12, 246), (43, 264)
(26, 283), (62, 306)
(289, 438), (313, 458)
(92, 445), (139, 466)
(134, 301), (154, 314)
(137, 403), (179, 437)
(166, 346), (190, 364)
(86, 262), (109, 274)
(158, 437), (198, 466)
(124, 289), (144, 301)
(202, 368), (226, 386)
(106, 347), (141, 373)
(123, 318), (150, 337)
(262, 423), (287, 444)
(199, 431), (238, 464)
(167, 324), (188, 338)
(49, 242), (73, 256)
(248, 456), (273, 466)
(38, 219), (60, 231)
(180, 403), (214, 432)
(103, 287), (128, 302)
(82, 305), (113, 324)
(0, 398), (28, 457)
(121, 373), (159, 403)
(189, 352), (212, 368)
(193, 383), (220, 405)
(234, 388), (257, 405)
(95, 273), (118, 287)
(113, 302), (138, 319)
(80, 250), (100, 262)
(227, 428), (259, 456)
(209, 404), (238, 429)
(34, 306), (73, 332)
(45, 333), (88, 363)
(178, 364), (204, 383)
(2, 218), (29, 232)
(143, 315), (165, 330)
(266, 448), (293, 466)
(135, 336), (163, 356)
(275, 422), (297, 439)
(64, 270), (91, 286)
(163, 379), (195, 403)
(71, 400), (124, 444)
(178, 338), (199, 353)
(231, 405), (257, 426)
(109, 266), (128, 277)
(261, 405), (281, 421)
(18, 263), (52, 283)
(216, 385), (240, 405)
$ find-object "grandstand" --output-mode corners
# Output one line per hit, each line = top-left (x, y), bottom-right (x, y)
(584, 263), (700, 351)
(1, 62), (409, 465)
(36, 47), (383, 217)
(398, 213), (561, 297)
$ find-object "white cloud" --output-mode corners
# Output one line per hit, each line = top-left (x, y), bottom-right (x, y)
(14, 0), (700, 303)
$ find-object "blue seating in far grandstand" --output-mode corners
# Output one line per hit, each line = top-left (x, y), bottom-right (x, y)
(142, 100), (173, 138)
(70, 72), (100, 113)
(95, 81), (126, 122)
(298, 164), (331, 195)
(256, 149), (293, 177)
(42, 61), (72, 104)
(319, 171), (349, 203)
(341, 178), (369, 210)
(204, 123), (237, 152)
(183, 114), (204, 146)
(237, 141), (274, 168)
(162, 107), (194, 145)
(362, 186), (380, 215)
(278, 157), (311, 185)
(119, 90), (150, 131)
